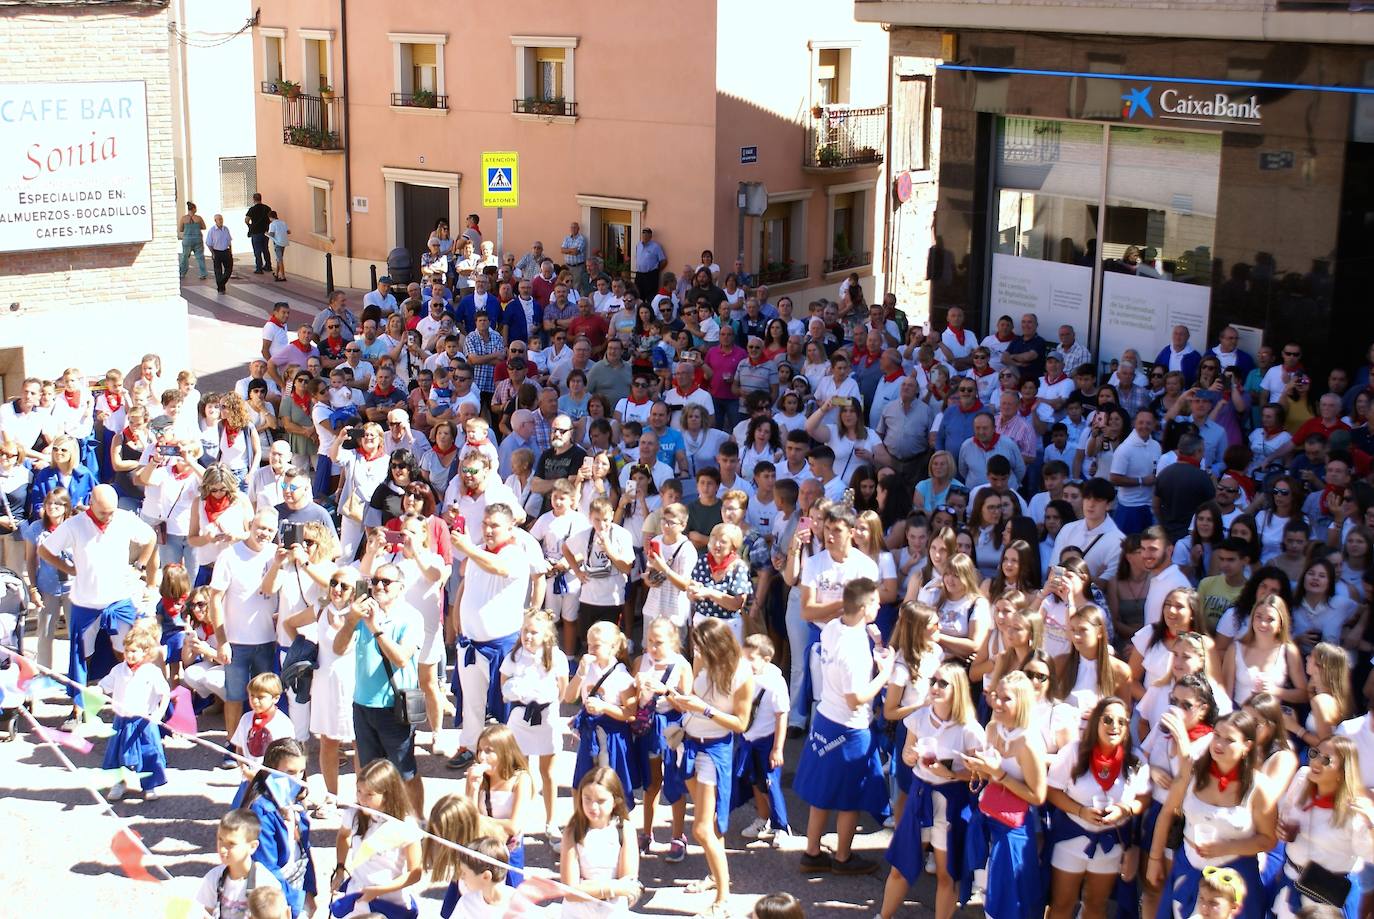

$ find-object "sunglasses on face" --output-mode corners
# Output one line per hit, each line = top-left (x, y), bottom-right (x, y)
(1272, 488), (1291, 497)
(1025, 671), (1049, 683)
(460, 466), (482, 475)
(1311, 751), (1336, 766)
(189, 600), (209, 608)
(371, 577), (397, 589)
(1284, 351), (1301, 358)
(930, 677), (950, 689)
(552, 427), (571, 434)
(328, 578), (353, 589)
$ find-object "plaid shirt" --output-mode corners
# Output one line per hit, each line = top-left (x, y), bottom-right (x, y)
(532, 413), (553, 456)
(1051, 341), (1094, 377)
(464, 329), (505, 393)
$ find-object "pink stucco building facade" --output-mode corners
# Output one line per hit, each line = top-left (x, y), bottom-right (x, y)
(251, 0), (889, 305)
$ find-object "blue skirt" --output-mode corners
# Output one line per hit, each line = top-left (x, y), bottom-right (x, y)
(793, 712), (890, 823)
(1271, 858), (1362, 919)
(887, 777), (971, 885)
(892, 720), (914, 794)
(504, 839), (525, 888)
(984, 816), (1043, 919)
(630, 708), (681, 791)
(1158, 851), (1263, 919)
(331, 880), (417, 919)
(572, 712), (637, 802)
(663, 733), (734, 835)
(102, 715), (167, 791)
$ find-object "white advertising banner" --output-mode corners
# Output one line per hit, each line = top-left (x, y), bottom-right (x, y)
(0, 81), (153, 253)
(1099, 272), (1211, 366)
(989, 253), (1093, 336)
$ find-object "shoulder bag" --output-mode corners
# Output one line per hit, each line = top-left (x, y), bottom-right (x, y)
(377, 628), (426, 727)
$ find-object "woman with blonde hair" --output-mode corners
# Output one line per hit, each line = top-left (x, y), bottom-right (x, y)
(28, 433), (96, 515)
(855, 509), (900, 636)
(880, 662), (985, 919)
(216, 391), (259, 485)
(1283, 641), (1351, 749)
(687, 522), (752, 644)
(664, 617), (753, 913)
(186, 463), (251, 583)
(1128, 587), (1218, 703)
(914, 450), (962, 512)
(329, 420), (388, 558)
(1220, 593), (1306, 708)
(1058, 604), (1131, 716)
(932, 552), (991, 661)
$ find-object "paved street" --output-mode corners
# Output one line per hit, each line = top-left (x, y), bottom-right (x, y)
(0, 269), (974, 917)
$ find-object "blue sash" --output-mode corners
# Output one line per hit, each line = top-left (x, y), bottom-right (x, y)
(451, 631), (519, 726)
(663, 733), (734, 835)
(886, 776), (971, 885)
(69, 598), (138, 701)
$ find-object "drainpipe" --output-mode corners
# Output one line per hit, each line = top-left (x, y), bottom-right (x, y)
(339, 0), (353, 277)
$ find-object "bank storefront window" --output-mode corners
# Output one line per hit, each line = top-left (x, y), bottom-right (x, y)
(989, 116), (1221, 367)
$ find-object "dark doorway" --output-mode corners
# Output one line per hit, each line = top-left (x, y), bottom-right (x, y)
(400, 183), (449, 269)
(1331, 140), (1374, 375)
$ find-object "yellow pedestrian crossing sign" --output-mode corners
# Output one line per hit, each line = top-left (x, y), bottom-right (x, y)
(481, 151), (519, 207)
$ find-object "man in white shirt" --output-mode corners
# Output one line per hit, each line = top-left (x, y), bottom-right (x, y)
(0, 378), (49, 461)
(208, 508), (281, 755)
(442, 448), (520, 520)
(800, 507), (879, 632)
(415, 298), (450, 344)
(1036, 353), (1075, 415)
(1050, 477), (1124, 583)
(618, 430), (674, 491)
(362, 276), (398, 315)
(1108, 409), (1161, 535)
(1261, 341), (1305, 405)
(247, 441), (293, 511)
(449, 502), (533, 765)
(1141, 525), (1191, 627)
(39, 485), (157, 724)
(937, 306), (978, 372)
(261, 301), (292, 362)
(664, 362), (714, 428)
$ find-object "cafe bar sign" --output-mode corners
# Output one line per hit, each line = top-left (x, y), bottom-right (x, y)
(1121, 83), (1262, 127)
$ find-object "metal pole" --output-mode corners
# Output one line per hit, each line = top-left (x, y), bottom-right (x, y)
(496, 207), (504, 261)
(325, 252), (335, 298)
(369, 263), (377, 291)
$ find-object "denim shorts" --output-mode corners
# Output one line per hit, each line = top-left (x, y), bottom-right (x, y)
(224, 641), (278, 702)
(353, 702), (418, 780)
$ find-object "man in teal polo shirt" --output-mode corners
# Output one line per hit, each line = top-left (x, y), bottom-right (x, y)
(336, 561), (424, 814)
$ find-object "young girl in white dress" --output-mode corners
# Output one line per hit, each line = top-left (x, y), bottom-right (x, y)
(559, 767), (642, 919)
(500, 610), (568, 838)
(632, 616), (692, 853)
(463, 724), (535, 888)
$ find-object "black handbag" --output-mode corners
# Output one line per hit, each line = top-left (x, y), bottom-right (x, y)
(279, 634), (319, 705)
(1295, 859), (1352, 907)
(379, 641), (426, 727)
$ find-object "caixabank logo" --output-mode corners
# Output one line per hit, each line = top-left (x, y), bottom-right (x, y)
(1121, 85), (1261, 126)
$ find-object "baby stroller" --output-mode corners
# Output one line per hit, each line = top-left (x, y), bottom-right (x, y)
(0, 566), (29, 741)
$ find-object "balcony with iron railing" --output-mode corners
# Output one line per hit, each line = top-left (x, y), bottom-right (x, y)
(755, 261), (810, 285)
(804, 104), (886, 170)
(823, 251), (872, 274)
(392, 91), (448, 110)
(513, 97), (578, 118)
(282, 93), (343, 151)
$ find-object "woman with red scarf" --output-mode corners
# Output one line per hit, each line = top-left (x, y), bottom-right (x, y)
(328, 421), (389, 559)
(187, 463), (252, 585)
(1136, 673), (1219, 919)
(1147, 709), (1278, 919)
(109, 403), (151, 512)
(278, 371), (319, 473)
(686, 523), (751, 645)
(1045, 696), (1150, 919)
(216, 391), (260, 488)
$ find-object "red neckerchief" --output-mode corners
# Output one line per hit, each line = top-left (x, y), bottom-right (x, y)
(673, 382), (697, 398)
(946, 326), (973, 347)
(358, 445), (385, 463)
(973, 365), (996, 378)
(1090, 743), (1125, 791)
(707, 551), (739, 579)
(628, 393), (650, 405)
(86, 509), (110, 533)
(929, 383), (949, 403)
(431, 444), (457, 462)
(169, 461), (193, 481)
(63, 389), (81, 409)
(883, 369), (904, 383)
(749, 354), (770, 367)
(487, 537), (516, 554)
(1308, 792), (1336, 810)
(372, 384), (395, 398)
(1177, 453), (1202, 467)
(269, 316), (287, 329)
(161, 596), (187, 621)
(853, 351), (879, 370)
(223, 424), (240, 448)
(974, 432), (1000, 451)
(1210, 761), (1240, 792)
(466, 436), (491, 449)
(203, 492), (233, 522)
(291, 390), (312, 413)
(1186, 723), (1214, 742)
(959, 399), (985, 415)
(247, 710), (272, 757)
(45, 518), (61, 533)
(289, 339), (311, 354)
(1044, 371), (1067, 386)
(105, 390), (124, 413)
(123, 427), (143, 450)
(1321, 483), (1342, 516)
(995, 331), (1014, 343)
(919, 359), (935, 375)
(324, 334), (345, 353)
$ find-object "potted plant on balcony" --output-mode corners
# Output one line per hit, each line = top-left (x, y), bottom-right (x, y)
(857, 145), (878, 163)
(817, 144), (841, 168)
(410, 89), (437, 109)
(524, 95), (565, 116)
(278, 79), (300, 100)
(811, 104), (825, 119)
(319, 83), (334, 102)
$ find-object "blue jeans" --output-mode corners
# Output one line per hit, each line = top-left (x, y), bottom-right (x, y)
(250, 233), (271, 271)
(353, 702), (418, 779)
(157, 533), (196, 571)
(224, 641), (278, 702)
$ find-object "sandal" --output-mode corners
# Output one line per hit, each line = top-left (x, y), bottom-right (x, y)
(695, 902), (732, 919)
(684, 876), (718, 895)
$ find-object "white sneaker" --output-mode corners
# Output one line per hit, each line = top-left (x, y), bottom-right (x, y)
(924, 852), (935, 874)
(108, 781), (126, 801)
(741, 817), (769, 838)
(143, 789), (159, 802)
(967, 886), (986, 907)
(544, 822), (562, 841)
(770, 828), (796, 849)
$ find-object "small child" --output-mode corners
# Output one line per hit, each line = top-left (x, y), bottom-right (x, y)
(751, 892), (805, 919)
(230, 673), (294, 790)
(195, 810), (283, 919)
(248, 886), (290, 919)
(564, 621), (638, 807)
(463, 417), (500, 469)
(500, 611), (568, 838)
(1043, 422), (1074, 469)
(239, 738), (314, 918)
(331, 759), (423, 918)
(99, 619), (171, 802)
(1190, 865), (1247, 919)
(632, 616), (692, 853)
(156, 562), (192, 682)
(451, 836), (515, 916)
(736, 634), (792, 845)
(559, 767), (642, 919)
(426, 794), (504, 919)
(529, 479), (591, 653)
(464, 725), (534, 887)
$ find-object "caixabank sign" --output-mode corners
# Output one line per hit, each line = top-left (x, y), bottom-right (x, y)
(1122, 84), (1262, 127)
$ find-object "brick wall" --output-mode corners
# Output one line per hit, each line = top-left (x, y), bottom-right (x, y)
(0, 2), (188, 385)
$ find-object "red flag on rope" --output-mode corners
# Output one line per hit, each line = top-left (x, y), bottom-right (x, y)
(111, 828), (160, 883)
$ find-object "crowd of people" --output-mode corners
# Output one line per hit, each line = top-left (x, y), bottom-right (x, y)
(4, 216), (1374, 919)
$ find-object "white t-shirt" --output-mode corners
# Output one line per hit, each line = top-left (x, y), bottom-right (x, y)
(743, 662), (791, 743)
(1047, 739), (1151, 831)
(457, 539), (532, 641)
(195, 864), (282, 919)
(98, 661), (170, 721)
(902, 704), (986, 786)
(44, 510), (155, 609)
(570, 524), (633, 607)
(1336, 714), (1374, 791)
(211, 541), (279, 646)
(816, 617), (878, 728)
(230, 707), (295, 768)
(801, 549), (880, 609)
